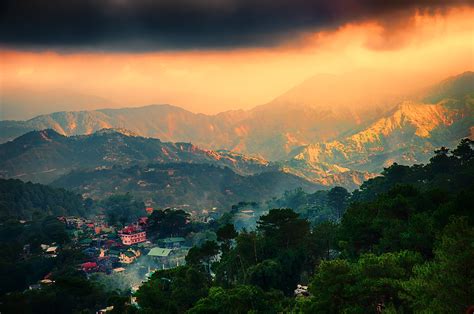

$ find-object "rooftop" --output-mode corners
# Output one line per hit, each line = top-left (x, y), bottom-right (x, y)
(148, 247), (173, 257)
(120, 225), (145, 234)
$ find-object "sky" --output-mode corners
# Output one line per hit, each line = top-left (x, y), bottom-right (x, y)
(0, 1), (473, 119)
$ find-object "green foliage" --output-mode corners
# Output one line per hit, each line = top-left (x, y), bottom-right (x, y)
(188, 285), (284, 314)
(340, 140), (474, 258)
(216, 223), (237, 242)
(308, 221), (338, 261)
(208, 140), (474, 312)
(309, 251), (422, 313)
(186, 241), (219, 275)
(340, 185), (438, 257)
(267, 188), (339, 224)
(2, 139), (473, 313)
(0, 270), (123, 314)
(327, 186), (350, 219)
(147, 208), (190, 239)
(41, 216), (70, 244)
(0, 215), (72, 295)
(247, 259), (283, 289)
(216, 223), (237, 252)
(0, 178), (88, 220)
(101, 193), (145, 226)
(213, 209), (316, 294)
(354, 138), (474, 202)
(257, 208), (310, 249)
(135, 266), (210, 313)
(401, 217), (474, 312)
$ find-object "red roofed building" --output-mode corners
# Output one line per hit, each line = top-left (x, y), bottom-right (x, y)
(81, 262), (97, 272)
(119, 225), (146, 246)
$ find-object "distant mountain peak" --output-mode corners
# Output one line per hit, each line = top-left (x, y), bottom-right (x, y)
(423, 71), (474, 103)
(366, 101), (458, 138)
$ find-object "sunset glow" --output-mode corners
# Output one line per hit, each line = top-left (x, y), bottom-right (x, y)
(1, 7), (473, 117)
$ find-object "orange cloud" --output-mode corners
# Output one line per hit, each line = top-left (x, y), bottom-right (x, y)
(1, 7), (473, 117)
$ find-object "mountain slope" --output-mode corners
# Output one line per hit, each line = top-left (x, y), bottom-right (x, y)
(0, 103), (372, 160)
(4, 72), (467, 160)
(0, 71), (471, 184)
(0, 72), (406, 160)
(0, 178), (88, 219)
(423, 71), (474, 103)
(0, 129), (273, 184)
(290, 97), (473, 173)
(51, 163), (321, 209)
(0, 128), (371, 189)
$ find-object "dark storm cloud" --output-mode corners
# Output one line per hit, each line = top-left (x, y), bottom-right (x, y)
(0, 0), (471, 51)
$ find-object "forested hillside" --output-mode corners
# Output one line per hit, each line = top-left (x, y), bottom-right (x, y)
(1, 139), (472, 313)
(134, 138), (474, 313)
(0, 179), (90, 219)
(0, 129), (272, 184)
(52, 163), (321, 209)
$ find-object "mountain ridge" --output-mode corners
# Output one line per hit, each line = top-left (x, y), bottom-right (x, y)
(289, 97), (473, 172)
(0, 128), (276, 184)
(0, 128), (371, 189)
(0, 71), (472, 187)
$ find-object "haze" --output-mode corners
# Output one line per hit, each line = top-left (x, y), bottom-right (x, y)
(0, 5), (473, 120)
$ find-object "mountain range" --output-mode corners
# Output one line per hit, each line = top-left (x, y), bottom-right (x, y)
(0, 128), (274, 184)
(0, 103), (364, 161)
(0, 71), (423, 160)
(0, 71), (472, 191)
(0, 129), (321, 209)
(290, 98), (473, 174)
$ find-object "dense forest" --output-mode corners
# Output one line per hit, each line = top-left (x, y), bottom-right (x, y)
(0, 179), (91, 219)
(136, 138), (474, 313)
(0, 139), (473, 313)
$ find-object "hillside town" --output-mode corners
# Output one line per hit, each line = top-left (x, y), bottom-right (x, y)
(16, 198), (266, 295)
(27, 208), (219, 295)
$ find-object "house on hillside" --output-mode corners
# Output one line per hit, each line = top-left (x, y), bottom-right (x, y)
(119, 248), (141, 264)
(81, 262), (98, 273)
(119, 225), (146, 245)
(148, 247), (172, 259)
(147, 247), (188, 269)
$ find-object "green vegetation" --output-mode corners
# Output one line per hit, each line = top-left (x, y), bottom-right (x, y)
(0, 216), (68, 294)
(1, 139), (472, 313)
(1, 268), (131, 314)
(267, 186), (349, 224)
(53, 163), (320, 209)
(102, 193), (146, 226)
(136, 266), (210, 313)
(0, 214), (133, 313)
(147, 208), (190, 239)
(0, 178), (89, 220)
(136, 138), (474, 313)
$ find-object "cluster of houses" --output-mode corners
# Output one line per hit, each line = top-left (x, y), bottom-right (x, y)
(27, 207), (226, 297)
(22, 203), (259, 300)
(56, 215), (191, 276)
